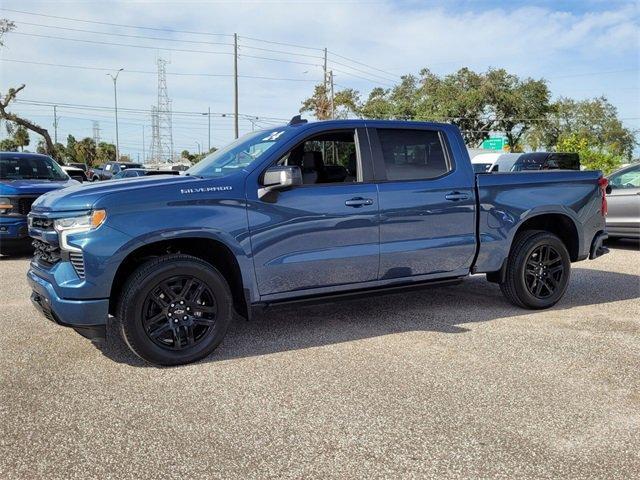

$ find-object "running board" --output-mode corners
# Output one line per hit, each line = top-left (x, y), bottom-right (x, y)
(253, 277), (464, 311)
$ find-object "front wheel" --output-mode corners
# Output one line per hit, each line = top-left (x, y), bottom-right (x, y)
(499, 230), (571, 309)
(117, 254), (233, 366)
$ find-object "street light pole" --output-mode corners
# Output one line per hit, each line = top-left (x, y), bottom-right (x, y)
(107, 68), (124, 161)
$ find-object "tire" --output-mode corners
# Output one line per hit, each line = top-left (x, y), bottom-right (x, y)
(117, 254), (233, 366)
(499, 230), (571, 309)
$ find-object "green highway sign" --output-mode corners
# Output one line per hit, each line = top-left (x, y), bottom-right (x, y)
(482, 137), (509, 150)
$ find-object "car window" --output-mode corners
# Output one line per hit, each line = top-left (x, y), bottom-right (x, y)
(0, 154), (68, 181)
(610, 166), (640, 189)
(377, 129), (451, 181)
(276, 129), (359, 185)
(105, 164), (112, 171)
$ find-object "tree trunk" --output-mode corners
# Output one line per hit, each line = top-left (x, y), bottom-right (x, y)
(0, 84), (57, 160)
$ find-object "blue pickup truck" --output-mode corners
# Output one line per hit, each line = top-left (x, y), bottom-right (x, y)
(1, 152), (78, 255)
(27, 119), (609, 365)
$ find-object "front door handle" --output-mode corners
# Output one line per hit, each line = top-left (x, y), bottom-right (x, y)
(444, 192), (470, 201)
(345, 197), (374, 207)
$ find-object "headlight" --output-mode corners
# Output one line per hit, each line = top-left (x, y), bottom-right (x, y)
(0, 197), (13, 214)
(54, 210), (106, 251)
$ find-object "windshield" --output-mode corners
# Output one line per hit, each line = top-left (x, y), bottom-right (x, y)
(0, 154), (68, 181)
(186, 129), (286, 178)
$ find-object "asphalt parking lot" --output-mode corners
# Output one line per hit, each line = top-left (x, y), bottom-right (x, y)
(1, 240), (639, 479)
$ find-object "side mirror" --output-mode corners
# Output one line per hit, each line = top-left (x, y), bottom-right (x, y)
(606, 185), (612, 195)
(258, 165), (302, 199)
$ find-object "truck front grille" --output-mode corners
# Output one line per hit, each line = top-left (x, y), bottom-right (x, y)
(17, 197), (36, 215)
(69, 252), (85, 278)
(32, 239), (61, 267)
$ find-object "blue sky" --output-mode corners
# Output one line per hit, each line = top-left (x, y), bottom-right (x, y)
(0, 0), (638, 160)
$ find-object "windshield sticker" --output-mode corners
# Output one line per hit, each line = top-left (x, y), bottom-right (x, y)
(262, 131), (285, 141)
(180, 186), (233, 194)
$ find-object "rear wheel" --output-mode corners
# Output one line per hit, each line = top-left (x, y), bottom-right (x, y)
(499, 230), (571, 309)
(117, 254), (233, 366)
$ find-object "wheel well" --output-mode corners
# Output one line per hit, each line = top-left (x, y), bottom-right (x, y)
(515, 213), (579, 261)
(109, 238), (248, 318)
(486, 213), (580, 284)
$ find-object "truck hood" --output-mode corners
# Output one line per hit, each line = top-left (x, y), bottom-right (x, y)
(31, 174), (193, 212)
(0, 179), (77, 196)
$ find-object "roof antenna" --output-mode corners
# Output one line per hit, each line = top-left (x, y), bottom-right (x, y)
(288, 115), (308, 126)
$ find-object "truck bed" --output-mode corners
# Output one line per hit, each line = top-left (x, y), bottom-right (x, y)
(473, 170), (605, 274)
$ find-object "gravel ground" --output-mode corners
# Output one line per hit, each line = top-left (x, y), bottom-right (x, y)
(1, 239), (639, 479)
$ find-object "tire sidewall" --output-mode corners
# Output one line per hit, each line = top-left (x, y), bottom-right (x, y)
(121, 259), (233, 365)
(512, 233), (571, 309)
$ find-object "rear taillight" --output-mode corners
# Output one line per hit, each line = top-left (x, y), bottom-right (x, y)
(598, 177), (608, 216)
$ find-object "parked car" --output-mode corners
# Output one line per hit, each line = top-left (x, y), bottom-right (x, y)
(89, 162), (144, 181)
(61, 165), (88, 183)
(0, 152), (78, 254)
(27, 119), (609, 365)
(471, 152), (522, 173)
(68, 162), (88, 172)
(112, 168), (180, 179)
(511, 152), (580, 172)
(605, 163), (640, 239)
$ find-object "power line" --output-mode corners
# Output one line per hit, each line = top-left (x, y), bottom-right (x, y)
(14, 21), (234, 47)
(14, 99), (290, 121)
(9, 31), (235, 56)
(239, 35), (324, 52)
(1, 59), (318, 82)
(0, 7), (233, 37)
(328, 50), (400, 79)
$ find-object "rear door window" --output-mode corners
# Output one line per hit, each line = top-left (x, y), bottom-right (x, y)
(376, 129), (451, 181)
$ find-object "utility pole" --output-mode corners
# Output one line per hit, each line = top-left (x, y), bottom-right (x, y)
(329, 70), (335, 119)
(107, 68), (124, 161)
(233, 33), (239, 139)
(142, 126), (145, 163)
(53, 105), (58, 144)
(207, 107), (211, 151)
(323, 47), (328, 88)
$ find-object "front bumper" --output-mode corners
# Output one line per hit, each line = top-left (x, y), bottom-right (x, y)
(0, 216), (29, 240)
(27, 269), (109, 343)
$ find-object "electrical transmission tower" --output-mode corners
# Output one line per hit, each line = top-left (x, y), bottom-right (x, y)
(92, 121), (101, 145)
(149, 106), (160, 163)
(156, 57), (174, 162)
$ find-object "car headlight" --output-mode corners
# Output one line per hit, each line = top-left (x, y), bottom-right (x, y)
(54, 210), (106, 251)
(0, 197), (13, 214)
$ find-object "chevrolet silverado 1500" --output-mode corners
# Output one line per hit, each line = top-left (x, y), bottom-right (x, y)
(27, 119), (609, 365)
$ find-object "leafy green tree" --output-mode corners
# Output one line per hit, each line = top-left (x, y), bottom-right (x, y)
(74, 138), (96, 166)
(13, 125), (30, 151)
(556, 133), (623, 174)
(484, 69), (550, 151)
(526, 97), (636, 159)
(96, 142), (116, 164)
(414, 68), (494, 146)
(300, 84), (360, 120)
(0, 138), (18, 151)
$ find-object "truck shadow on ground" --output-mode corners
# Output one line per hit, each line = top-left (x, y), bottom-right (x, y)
(99, 264), (640, 368)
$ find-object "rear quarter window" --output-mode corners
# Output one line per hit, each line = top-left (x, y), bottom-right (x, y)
(377, 129), (451, 181)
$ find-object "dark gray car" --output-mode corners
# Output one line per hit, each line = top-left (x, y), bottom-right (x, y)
(606, 163), (640, 239)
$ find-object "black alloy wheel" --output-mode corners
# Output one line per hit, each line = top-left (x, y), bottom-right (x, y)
(523, 244), (565, 299)
(499, 230), (571, 309)
(118, 254), (233, 366)
(142, 276), (218, 351)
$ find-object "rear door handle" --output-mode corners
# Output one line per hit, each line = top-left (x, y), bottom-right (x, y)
(345, 197), (374, 207)
(444, 192), (470, 201)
